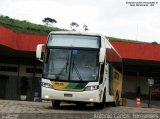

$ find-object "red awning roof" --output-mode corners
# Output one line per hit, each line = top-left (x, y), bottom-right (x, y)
(0, 25), (47, 52)
(110, 41), (160, 61)
(0, 25), (160, 61)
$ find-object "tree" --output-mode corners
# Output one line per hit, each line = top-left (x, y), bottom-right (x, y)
(42, 17), (57, 26)
(83, 24), (89, 32)
(70, 22), (79, 31)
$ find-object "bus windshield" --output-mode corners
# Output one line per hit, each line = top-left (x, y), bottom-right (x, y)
(47, 35), (100, 48)
(43, 49), (99, 82)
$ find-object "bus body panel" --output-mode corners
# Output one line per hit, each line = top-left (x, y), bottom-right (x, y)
(113, 68), (123, 100)
(37, 31), (123, 105)
(41, 78), (101, 102)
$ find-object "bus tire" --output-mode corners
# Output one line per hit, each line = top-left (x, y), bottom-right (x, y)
(52, 100), (60, 109)
(104, 102), (112, 107)
(94, 102), (104, 109)
(94, 92), (105, 109)
(113, 92), (120, 107)
(76, 102), (86, 108)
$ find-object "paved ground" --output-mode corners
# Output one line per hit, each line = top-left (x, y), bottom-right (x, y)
(0, 99), (159, 119)
(126, 99), (160, 108)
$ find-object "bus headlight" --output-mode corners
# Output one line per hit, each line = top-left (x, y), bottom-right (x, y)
(41, 82), (52, 89)
(84, 85), (99, 91)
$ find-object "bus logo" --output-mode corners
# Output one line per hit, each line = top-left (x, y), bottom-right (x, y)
(55, 82), (64, 86)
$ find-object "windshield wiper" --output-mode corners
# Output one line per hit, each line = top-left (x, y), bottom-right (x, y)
(66, 53), (69, 72)
(56, 53), (69, 79)
(72, 56), (83, 81)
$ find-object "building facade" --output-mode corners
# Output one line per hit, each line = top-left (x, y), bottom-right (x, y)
(0, 25), (160, 100)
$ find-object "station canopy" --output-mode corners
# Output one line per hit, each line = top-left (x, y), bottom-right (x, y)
(110, 41), (160, 77)
(0, 25), (160, 76)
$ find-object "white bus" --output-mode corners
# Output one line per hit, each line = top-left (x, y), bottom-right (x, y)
(36, 31), (123, 108)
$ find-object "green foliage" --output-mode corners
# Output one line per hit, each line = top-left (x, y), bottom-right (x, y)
(106, 36), (148, 43)
(70, 22), (79, 31)
(42, 17), (57, 26)
(83, 24), (88, 32)
(0, 15), (66, 35)
(0, 15), (152, 43)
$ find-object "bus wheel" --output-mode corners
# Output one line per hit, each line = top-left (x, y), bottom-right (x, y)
(94, 102), (104, 109)
(76, 102), (86, 108)
(94, 93), (105, 109)
(114, 93), (120, 107)
(52, 100), (60, 109)
(109, 93), (120, 107)
(104, 102), (112, 107)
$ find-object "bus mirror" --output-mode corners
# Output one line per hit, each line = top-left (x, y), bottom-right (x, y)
(36, 44), (45, 62)
(99, 48), (106, 63)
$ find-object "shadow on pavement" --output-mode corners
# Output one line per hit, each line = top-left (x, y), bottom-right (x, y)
(126, 99), (160, 108)
(46, 103), (108, 111)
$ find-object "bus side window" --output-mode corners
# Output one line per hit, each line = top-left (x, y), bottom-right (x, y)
(99, 64), (104, 84)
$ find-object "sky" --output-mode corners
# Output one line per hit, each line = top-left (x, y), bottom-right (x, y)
(0, 0), (160, 43)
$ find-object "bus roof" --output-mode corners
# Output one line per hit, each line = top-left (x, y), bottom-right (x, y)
(49, 31), (103, 37)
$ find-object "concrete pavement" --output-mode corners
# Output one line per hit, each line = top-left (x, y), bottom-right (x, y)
(0, 99), (159, 119)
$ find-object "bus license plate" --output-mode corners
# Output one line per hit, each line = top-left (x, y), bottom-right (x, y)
(64, 94), (72, 97)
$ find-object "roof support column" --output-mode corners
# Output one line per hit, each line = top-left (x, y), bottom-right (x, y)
(136, 72), (140, 96)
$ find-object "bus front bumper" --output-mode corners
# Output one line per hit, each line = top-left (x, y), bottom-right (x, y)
(41, 87), (101, 103)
